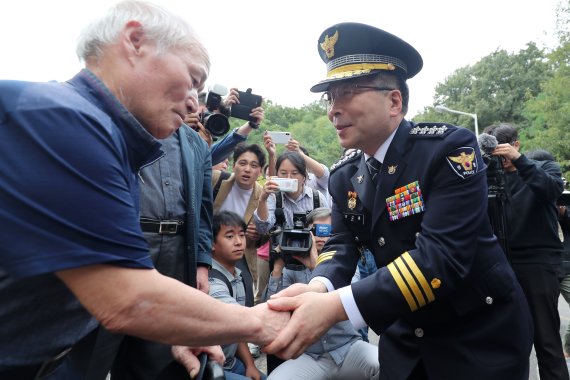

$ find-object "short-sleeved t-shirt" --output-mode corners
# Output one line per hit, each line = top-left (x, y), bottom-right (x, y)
(0, 69), (161, 368)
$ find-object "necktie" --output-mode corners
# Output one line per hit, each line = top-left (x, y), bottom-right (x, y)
(366, 157), (382, 182)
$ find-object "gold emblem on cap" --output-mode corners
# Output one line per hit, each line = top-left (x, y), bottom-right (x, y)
(357, 175), (364, 183)
(388, 165), (397, 174)
(348, 191), (357, 210)
(431, 278), (441, 289)
(320, 30), (339, 59)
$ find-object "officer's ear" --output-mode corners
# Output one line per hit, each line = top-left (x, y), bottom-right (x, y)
(388, 89), (403, 116)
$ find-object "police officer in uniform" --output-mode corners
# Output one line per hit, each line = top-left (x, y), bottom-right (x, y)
(264, 22), (533, 380)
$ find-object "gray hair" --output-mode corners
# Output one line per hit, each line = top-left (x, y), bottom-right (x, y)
(307, 207), (332, 225)
(76, 0), (209, 70)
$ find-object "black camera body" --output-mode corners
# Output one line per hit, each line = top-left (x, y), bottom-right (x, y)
(270, 213), (313, 266)
(201, 85), (230, 138)
(230, 88), (262, 123)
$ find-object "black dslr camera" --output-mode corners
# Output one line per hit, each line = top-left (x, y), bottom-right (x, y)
(200, 84), (230, 138)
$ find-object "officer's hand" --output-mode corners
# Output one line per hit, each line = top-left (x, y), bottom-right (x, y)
(263, 290), (347, 359)
(270, 282), (323, 299)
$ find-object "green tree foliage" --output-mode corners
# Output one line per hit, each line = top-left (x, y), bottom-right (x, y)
(414, 43), (552, 131)
(523, 38), (570, 177)
(224, 100), (342, 168)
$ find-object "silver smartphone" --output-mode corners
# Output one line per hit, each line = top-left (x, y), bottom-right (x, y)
(267, 131), (292, 144)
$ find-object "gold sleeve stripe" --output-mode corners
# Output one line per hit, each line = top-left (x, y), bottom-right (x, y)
(394, 257), (426, 307)
(315, 251), (336, 266)
(402, 252), (435, 302)
(387, 262), (418, 311)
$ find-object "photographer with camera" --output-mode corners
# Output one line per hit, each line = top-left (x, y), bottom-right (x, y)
(265, 207), (378, 380)
(186, 87), (265, 165)
(254, 151), (329, 238)
(483, 124), (567, 380)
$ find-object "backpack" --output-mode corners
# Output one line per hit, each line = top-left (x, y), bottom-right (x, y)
(209, 259), (254, 307)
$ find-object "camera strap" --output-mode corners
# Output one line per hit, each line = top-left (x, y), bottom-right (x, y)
(212, 170), (231, 201)
(274, 190), (321, 228)
(209, 263), (254, 307)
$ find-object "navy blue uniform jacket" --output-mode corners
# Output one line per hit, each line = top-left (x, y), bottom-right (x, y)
(313, 120), (533, 380)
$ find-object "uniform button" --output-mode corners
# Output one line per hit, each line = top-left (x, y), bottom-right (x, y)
(414, 328), (424, 337)
(415, 232), (420, 237)
(165, 181), (170, 186)
(485, 296), (493, 305)
(355, 236), (360, 243)
(378, 237), (386, 246)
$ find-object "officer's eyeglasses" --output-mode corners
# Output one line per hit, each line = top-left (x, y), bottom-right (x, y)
(320, 84), (395, 108)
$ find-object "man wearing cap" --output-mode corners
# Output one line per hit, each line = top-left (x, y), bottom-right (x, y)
(265, 22), (533, 380)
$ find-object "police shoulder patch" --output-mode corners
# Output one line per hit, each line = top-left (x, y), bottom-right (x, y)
(409, 123), (456, 138)
(446, 146), (478, 179)
(330, 149), (362, 172)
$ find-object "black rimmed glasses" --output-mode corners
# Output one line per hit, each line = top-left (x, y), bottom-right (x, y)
(320, 84), (395, 107)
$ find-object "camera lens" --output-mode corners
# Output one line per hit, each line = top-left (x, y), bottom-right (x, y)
(202, 112), (230, 137)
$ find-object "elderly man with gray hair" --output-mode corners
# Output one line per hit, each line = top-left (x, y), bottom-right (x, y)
(0, 2), (288, 379)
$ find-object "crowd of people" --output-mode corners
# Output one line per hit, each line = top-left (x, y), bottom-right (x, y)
(2, 1), (570, 380)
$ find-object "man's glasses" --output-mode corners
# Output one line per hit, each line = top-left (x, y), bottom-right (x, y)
(320, 84), (395, 107)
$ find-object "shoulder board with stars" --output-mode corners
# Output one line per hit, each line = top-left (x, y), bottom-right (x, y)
(409, 123), (456, 138)
(330, 149), (362, 173)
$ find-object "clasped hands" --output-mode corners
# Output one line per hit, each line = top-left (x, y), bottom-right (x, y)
(261, 281), (348, 360)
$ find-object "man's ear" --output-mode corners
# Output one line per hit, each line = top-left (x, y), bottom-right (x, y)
(389, 89), (403, 116)
(513, 140), (521, 150)
(123, 20), (145, 62)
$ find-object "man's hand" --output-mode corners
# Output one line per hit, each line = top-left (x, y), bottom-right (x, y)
(245, 364), (262, 380)
(185, 112), (212, 147)
(263, 291), (347, 359)
(245, 222), (260, 242)
(222, 88), (240, 108)
(171, 345), (225, 379)
(249, 107), (265, 125)
(293, 233), (318, 270)
(249, 302), (290, 347)
(492, 143), (521, 161)
(196, 266), (210, 294)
